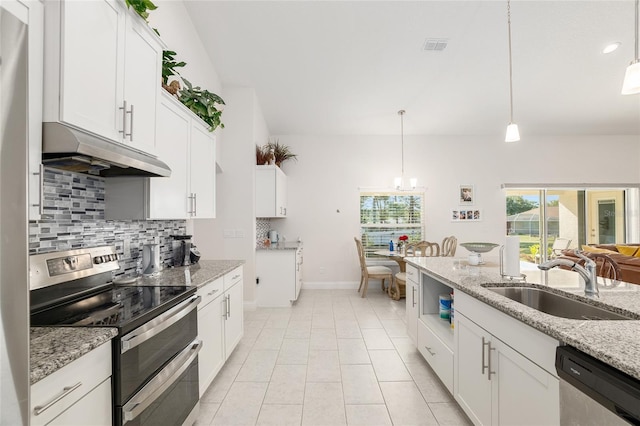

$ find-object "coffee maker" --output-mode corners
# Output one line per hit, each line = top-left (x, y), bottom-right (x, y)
(171, 235), (192, 267)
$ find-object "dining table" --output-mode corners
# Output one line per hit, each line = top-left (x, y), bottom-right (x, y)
(373, 249), (407, 272)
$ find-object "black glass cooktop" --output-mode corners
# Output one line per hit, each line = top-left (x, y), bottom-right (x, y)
(31, 285), (196, 335)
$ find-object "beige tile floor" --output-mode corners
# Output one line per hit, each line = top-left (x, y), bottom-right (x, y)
(195, 288), (472, 426)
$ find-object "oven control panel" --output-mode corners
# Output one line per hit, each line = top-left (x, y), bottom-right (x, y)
(30, 246), (120, 290)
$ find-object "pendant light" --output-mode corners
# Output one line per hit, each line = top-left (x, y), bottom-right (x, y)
(394, 110), (417, 190)
(622, 0), (640, 95)
(505, 0), (520, 142)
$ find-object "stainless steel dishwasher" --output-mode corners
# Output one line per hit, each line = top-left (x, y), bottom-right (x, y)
(556, 346), (640, 425)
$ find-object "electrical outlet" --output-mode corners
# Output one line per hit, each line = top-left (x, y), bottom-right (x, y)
(235, 229), (245, 238)
(223, 229), (234, 238)
(319, 267), (326, 275)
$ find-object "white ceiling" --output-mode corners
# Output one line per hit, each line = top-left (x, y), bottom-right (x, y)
(184, 1), (640, 137)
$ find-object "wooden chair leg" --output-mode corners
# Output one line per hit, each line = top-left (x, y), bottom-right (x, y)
(358, 275), (364, 292)
(361, 277), (369, 298)
(392, 278), (400, 301)
(381, 278), (386, 291)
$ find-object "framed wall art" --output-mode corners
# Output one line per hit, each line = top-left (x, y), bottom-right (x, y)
(451, 208), (482, 222)
(459, 185), (474, 205)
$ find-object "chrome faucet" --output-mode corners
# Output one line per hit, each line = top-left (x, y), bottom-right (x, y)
(538, 250), (599, 298)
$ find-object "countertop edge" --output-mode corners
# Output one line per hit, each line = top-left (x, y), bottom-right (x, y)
(30, 327), (117, 385)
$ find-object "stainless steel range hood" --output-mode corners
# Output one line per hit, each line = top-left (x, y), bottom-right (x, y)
(42, 122), (171, 177)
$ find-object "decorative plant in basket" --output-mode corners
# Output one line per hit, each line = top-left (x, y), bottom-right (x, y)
(264, 140), (297, 167)
(162, 50), (186, 96)
(179, 78), (226, 132)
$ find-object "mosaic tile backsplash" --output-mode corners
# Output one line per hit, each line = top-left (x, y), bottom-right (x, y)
(256, 218), (271, 246)
(29, 168), (188, 276)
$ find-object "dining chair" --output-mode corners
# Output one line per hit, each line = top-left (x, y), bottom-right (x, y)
(354, 237), (394, 298)
(574, 251), (622, 288)
(392, 241), (440, 301)
(441, 236), (457, 257)
(410, 241), (440, 257)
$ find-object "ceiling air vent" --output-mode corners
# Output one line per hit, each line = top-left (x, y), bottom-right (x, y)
(423, 38), (448, 52)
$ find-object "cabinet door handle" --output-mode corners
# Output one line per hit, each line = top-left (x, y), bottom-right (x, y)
(32, 164), (44, 215)
(188, 193), (195, 216)
(226, 294), (231, 319)
(33, 382), (82, 416)
(193, 193), (197, 216)
(482, 337), (489, 375)
(482, 338), (496, 380)
(424, 346), (435, 356)
(119, 101), (128, 136)
(126, 104), (134, 141)
(412, 285), (416, 307)
(207, 289), (219, 297)
(487, 341), (496, 380)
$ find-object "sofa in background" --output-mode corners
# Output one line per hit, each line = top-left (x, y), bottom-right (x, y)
(560, 244), (640, 285)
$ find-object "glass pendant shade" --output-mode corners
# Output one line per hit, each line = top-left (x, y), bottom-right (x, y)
(505, 123), (520, 142)
(622, 61), (640, 95)
(409, 178), (418, 189)
(394, 177), (402, 189)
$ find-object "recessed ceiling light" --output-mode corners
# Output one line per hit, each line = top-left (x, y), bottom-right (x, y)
(603, 42), (621, 54)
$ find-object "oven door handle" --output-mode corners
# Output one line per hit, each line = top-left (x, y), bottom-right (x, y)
(120, 295), (200, 354)
(122, 339), (202, 425)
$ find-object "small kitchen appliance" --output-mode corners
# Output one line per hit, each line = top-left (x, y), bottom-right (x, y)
(268, 230), (279, 244)
(172, 235), (192, 267)
(190, 245), (201, 264)
(141, 243), (162, 276)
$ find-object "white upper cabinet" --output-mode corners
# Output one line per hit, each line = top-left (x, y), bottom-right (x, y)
(43, 0), (163, 155)
(105, 92), (216, 220)
(256, 165), (287, 218)
(148, 94), (190, 218)
(189, 122), (216, 218)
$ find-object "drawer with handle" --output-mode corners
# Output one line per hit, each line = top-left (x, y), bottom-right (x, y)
(31, 341), (112, 426)
(224, 267), (243, 291)
(197, 277), (224, 309)
(417, 319), (453, 393)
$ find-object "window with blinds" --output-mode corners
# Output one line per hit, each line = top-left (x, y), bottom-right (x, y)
(360, 191), (424, 257)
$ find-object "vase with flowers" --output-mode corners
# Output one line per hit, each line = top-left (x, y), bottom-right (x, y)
(397, 235), (409, 255)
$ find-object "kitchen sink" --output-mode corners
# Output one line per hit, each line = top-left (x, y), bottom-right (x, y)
(481, 285), (635, 320)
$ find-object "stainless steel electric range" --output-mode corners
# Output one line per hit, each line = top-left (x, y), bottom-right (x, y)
(29, 246), (201, 426)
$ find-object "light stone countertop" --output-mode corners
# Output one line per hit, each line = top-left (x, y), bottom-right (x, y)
(405, 256), (640, 381)
(30, 327), (117, 385)
(30, 259), (245, 384)
(133, 259), (245, 288)
(256, 241), (302, 251)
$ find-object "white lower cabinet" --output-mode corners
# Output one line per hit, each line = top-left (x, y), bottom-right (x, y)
(417, 319), (454, 393)
(405, 265), (419, 345)
(197, 277), (225, 397)
(31, 342), (112, 426)
(197, 267), (243, 397)
(454, 292), (560, 426)
(256, 247), (303, 307)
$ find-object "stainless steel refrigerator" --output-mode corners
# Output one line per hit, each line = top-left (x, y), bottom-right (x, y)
(1, 3), (30, 424)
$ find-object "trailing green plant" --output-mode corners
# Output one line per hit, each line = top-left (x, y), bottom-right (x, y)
(265, 140), (297, 166)
(179, 78), (225, 132)
(124, 0), (157, 22)
(162, 50), (186, 85)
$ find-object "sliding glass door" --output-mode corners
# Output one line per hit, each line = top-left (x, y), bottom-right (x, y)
(506, 187), (633, 263)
